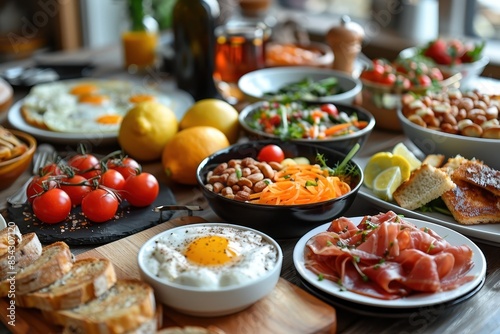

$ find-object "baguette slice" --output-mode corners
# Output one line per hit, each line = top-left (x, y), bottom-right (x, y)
(0, 224), (22, 257)
(0, 232), (42, 282)
(393, 164), (456, 210)
(43, 279), (156, 334)
(16, 258), (117, 310)
(2, 241), (74, 295)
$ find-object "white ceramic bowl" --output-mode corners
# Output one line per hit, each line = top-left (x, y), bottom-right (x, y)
(137, 223), (283, 317)
(238, 66), (362, 104)
(397, 108), (500, 170)
(399, 47), (489, 89)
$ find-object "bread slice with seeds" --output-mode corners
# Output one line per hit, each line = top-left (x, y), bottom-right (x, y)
(16, 258), (116, 310)
(43, 279), (156, 334)
(0, 232), (42, 284)
(2, 241), (74, 295)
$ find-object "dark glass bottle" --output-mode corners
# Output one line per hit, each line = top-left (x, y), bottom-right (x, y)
(172, 0), (222, 101)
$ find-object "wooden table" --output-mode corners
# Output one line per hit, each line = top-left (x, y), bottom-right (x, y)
(0, 47), (499, 334)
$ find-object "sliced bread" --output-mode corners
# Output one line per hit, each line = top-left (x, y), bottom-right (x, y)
(0, 224), (22, 257)
(16, 258), (117, 310)
(393, 164), (456, 210)
(43, 279), (156, 334)
(2, 241), (74, 296)
(0, 232), (42, 283)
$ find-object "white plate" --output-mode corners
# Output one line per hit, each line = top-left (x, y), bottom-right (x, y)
(293, 217), (487, 309)
(7, 87), (194, 145)
(353, 139), (500, 245)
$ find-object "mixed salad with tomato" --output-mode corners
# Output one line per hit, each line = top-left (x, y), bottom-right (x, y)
(360, 57), (445, 90)
(420, 38), (485, 65)
(246, 101), (369, 140)
(27, 148), (159, 225)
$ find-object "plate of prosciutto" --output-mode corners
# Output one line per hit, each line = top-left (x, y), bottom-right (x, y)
(293, 211), (487, 309)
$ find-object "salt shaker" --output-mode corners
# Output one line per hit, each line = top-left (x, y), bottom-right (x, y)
(326, 15), (364, 75)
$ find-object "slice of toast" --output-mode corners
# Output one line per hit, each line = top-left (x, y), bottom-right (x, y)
(1, 241), (74, 296)
(43, 279), (156, 334)
(393, 164), (456, 210)
(451, 160), (500, 197)
(422, 154), (446, 168)
(0, 232), (42, 283)
(0, 224), (22, 257)
(16, 258), (117, 311)
(441, 178), (500, 225)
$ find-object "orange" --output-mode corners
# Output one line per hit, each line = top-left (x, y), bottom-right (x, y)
(162, 126), (230, 185)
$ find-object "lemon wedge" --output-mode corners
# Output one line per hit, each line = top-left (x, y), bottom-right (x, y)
(363, 152), (411, 189)
(372, 166), (402, 201)
(392, 143), (422, 171)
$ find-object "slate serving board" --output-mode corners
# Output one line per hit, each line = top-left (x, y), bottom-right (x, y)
(7, 185), (176, 245)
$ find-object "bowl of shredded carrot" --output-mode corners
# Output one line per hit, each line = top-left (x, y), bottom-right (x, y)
(239, 101), (375, 155)
(196, 140), (363, 239)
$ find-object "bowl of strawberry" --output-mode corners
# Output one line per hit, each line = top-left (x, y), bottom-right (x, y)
(399, 38), (489, 88)
(359, 57), (461, 131)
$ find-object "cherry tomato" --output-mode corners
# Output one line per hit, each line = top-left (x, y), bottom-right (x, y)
(257, 144), (285, 163)
(68, 153), (100, 179)
(106, 157), (141, 180)
(32, 188), (71, 224)
(122, 172), (159, 207)
(81, 189), (119, 223)
(60, 175), (92, 206)
(100, 169), (126, 191)
(320, 104), (338, 117)
(40, 162), (63, 176)
(415, 74), (432, 88)
(26, 175), (58, 204)
(378, 73), (396, 86)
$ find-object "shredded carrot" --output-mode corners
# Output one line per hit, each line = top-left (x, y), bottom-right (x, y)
(249, 164), (351, 205)
(324, 123), (352, 136)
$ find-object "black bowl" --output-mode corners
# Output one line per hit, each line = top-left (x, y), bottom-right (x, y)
(196, 140), (363, 239)
(238, 101), (375, 155)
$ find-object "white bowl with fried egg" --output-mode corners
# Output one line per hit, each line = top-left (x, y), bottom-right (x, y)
(137, 223), (283, 317)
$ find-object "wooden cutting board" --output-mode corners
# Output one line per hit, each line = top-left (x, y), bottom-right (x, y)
(0, 216), (337, 334)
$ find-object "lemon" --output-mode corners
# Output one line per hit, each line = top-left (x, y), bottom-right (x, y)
(372, 166), (402, 201)
(393, 142), (422, 171)
(180, 99), (240, 143)
(118, 101), (178, 161)
(363, 152), (411, 189)
(162, 126), (230, 185)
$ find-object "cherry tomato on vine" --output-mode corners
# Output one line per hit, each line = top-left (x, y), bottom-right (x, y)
(81, 189), (119, 223)
(257, 144), (285, 163)
(68, 153), (100, 179)
(41, 162), (63, 176)
(122, 172), (159, 207)
(26, 175), (58, 204)
(32, 188), (72, 224)
(60, 174), (92, 206)
(106, 157), (140, 180)
(100, 169), (126, 191)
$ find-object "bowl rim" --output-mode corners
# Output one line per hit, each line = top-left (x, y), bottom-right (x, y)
(196, 139), (364, 208)
(137, 222), (283, 292)
(238, 100), (376, 143)
(397, 107), (499, 143)
(237, 66), (362, 101)
(0, 129), (37, 167)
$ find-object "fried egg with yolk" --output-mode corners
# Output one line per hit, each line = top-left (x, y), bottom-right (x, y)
(145, 225), (278, 289)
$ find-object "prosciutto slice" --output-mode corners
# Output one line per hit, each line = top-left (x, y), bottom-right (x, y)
(304, 211), (476, 300)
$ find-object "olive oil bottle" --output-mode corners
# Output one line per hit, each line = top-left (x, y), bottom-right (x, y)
(172, 0), (222, 101)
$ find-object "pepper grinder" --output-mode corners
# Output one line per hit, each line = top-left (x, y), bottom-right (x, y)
(326, 15), (364, 75)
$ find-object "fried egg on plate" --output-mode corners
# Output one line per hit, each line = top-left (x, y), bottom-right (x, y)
(21, 80), (179, 133)
(145, 225), (278, 289)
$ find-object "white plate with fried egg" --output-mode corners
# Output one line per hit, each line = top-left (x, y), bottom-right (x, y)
(7, 79), (194, 145)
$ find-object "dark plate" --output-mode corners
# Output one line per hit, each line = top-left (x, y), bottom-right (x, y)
(7, 185), (176, 245)
(298, 274), (485, 318)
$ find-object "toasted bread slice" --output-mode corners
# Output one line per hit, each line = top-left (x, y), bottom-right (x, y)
(16, 258), (117, 311)
(43, 279), (156, 334)
(441, 179), (500, 225)
(393, 164), (456, 210)
(451, 160), (500, 197)
(0, 232), (42, 283)
(2, 241), (74, 295)
(0, 224), (22, 257)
